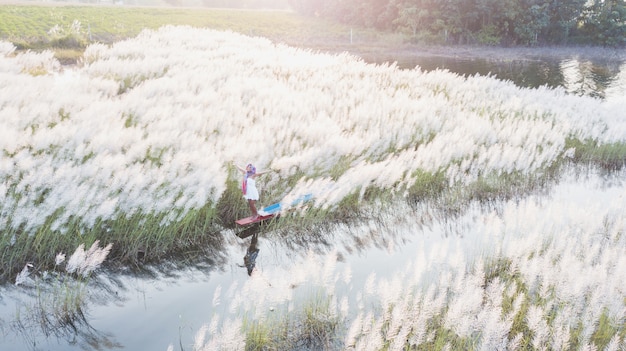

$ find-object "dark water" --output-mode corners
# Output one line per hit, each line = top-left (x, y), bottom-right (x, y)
(1, 53), (625, 350)
(366, 53), (625, 100)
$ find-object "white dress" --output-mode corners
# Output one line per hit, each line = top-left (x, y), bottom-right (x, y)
(244, 177), (259, 200)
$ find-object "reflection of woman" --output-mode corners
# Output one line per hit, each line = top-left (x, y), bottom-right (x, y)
(236, 163), (270, 219)
(243, 233), (259, 276)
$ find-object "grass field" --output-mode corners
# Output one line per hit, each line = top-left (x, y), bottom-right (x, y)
(0, 4), (386, 62)
(3, 4), (624, 65)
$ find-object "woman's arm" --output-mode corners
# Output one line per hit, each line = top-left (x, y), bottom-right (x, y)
(235, 164), (246, 173)
(253, 169), (272, 177)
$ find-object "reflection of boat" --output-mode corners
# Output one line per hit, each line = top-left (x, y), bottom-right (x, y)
(235, 194), (313, 226)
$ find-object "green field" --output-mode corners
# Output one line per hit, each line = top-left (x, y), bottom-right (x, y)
(0, 4), (386, 62)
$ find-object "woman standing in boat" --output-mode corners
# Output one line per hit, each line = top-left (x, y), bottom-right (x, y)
(236, 163), (271, 219)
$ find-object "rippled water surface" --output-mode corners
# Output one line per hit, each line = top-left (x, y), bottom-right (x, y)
(368, 52), (625, 100)
(1, 166), (624, 350)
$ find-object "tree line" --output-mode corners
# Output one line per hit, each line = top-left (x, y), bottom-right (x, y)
(288, 0), (626, 47)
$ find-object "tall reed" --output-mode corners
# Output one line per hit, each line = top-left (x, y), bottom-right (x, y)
(192, 170), (626, 350)
(12, 241), (112, 340)
(1, 25), (625, 282)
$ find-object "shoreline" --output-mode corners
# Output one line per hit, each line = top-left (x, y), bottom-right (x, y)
(303, 41), (626, 64)
(2, 4), (624, 64)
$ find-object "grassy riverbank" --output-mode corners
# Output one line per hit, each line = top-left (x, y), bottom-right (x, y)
(0, 4), (384, 63)
(4, 4), (625, 65)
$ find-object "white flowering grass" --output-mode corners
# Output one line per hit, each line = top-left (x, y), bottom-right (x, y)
(192, 170), (626, 350)
(12, 241), (111, 340)
(65, 240), (112, 277)
(1, 26), (625, 278)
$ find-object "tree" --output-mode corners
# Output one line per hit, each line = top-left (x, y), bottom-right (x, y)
(288, 0), (327, 16)
(287, 0), (625, 47)
(359, 0), (394, 29)
(543, 0), (587, 44)
(392, 0), (442, 39)
(511, 0), (551, 45)
(582, 0), (626, 46)
(394, 3), (420, 35)
(438, 0), (479, 44)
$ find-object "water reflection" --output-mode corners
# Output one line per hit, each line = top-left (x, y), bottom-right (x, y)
(240, 233), (260, 276)
(0, 276), (125, 351)
(560, 59), (625, 99)
(0, 240), (231, 351)
(605, 62), (626, 99)
(1, 166), (624, 350)
(363, 53), (625, 100)
(12, 309), (122, 351)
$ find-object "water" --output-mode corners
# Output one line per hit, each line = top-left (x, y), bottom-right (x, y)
(363, 51), (626, 101)
(1, 51), (625, 350)
(1, 166), (624, 350)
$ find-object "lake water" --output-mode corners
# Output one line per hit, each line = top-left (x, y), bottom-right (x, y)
(366, 50), (626, 101)
(1, 52), (625, 351)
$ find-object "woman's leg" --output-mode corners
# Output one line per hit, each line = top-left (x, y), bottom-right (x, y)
(248, 199), (258, 217)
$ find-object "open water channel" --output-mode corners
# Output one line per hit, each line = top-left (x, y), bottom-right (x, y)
(1, 49), (625, 351)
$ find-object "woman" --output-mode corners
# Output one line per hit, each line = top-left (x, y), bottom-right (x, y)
(236, 163), (271, 219)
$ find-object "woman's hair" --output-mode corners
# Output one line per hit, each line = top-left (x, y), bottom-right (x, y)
(246, 164), (256, 175)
